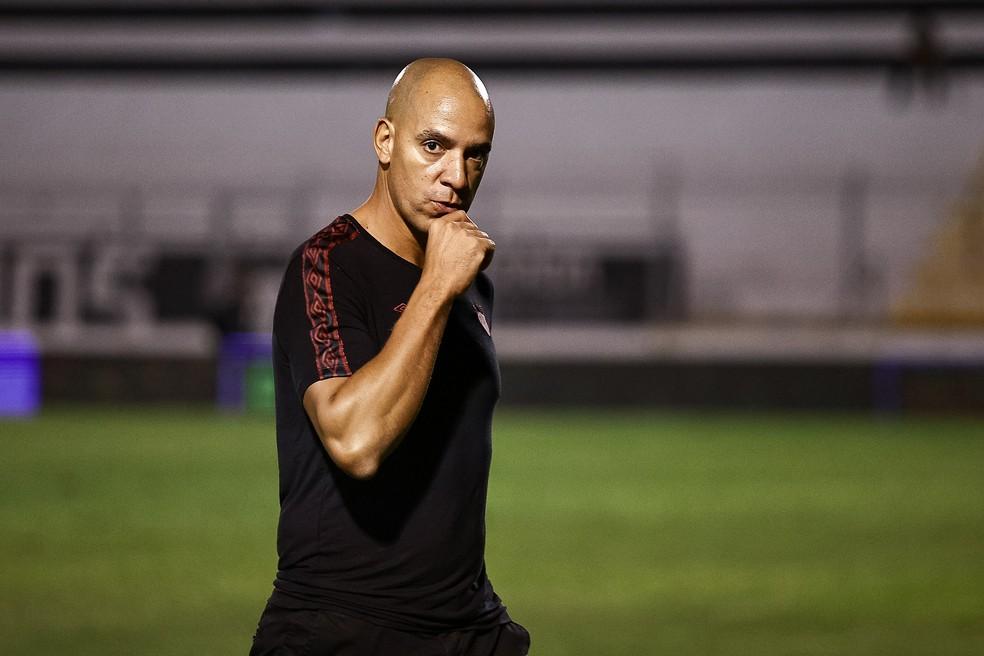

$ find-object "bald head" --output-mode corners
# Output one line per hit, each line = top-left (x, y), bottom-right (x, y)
(385, 58), (494, 131)
(362, 58), (494, 239)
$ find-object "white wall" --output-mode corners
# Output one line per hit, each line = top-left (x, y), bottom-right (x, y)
(2, 73), (982, 318)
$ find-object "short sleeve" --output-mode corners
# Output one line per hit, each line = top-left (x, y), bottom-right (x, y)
(274, 229), (376, 402)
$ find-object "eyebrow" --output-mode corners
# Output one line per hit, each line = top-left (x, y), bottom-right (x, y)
(416, 129), (492, 155)
(417, 129), (450, 145)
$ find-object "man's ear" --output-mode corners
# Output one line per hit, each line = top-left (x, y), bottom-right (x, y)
(373, 118), (394, 165)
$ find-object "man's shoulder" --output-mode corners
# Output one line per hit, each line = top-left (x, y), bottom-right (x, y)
(281, 215), (363, 274)
(274, 215), (367, 327)
(296, 214), (361, 259)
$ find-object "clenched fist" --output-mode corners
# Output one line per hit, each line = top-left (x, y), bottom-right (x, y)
(422, 211), (495, 298)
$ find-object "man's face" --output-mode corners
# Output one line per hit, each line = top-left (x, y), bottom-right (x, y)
(384, 90), (493, 236)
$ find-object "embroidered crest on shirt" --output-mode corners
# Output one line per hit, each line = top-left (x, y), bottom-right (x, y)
(473, 303), (491, 336)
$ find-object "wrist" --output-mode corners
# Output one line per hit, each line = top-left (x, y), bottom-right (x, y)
(415, 270), (458, 307)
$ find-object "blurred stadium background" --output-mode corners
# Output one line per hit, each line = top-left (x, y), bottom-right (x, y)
(2, 1), (983, 654)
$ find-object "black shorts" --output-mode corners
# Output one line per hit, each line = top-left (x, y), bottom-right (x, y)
(248, 601), (531, 656)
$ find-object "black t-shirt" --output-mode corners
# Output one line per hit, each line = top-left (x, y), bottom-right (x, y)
(268, 214), (508, 633)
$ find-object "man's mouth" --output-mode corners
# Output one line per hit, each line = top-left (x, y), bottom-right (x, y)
(429, 200), (460, 214)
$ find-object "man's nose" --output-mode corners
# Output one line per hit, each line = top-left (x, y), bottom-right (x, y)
(440, 152), (467, 190)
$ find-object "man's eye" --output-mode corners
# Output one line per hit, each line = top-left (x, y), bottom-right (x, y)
(423, 141), (442, 153)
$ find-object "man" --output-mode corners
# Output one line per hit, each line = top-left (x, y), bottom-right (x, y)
(249, 59), (530, 655)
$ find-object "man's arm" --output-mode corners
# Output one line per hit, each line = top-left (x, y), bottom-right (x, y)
(302, 212), (493, 480)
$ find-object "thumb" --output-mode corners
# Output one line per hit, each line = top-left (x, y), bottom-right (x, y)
(443, 209), (475, 226)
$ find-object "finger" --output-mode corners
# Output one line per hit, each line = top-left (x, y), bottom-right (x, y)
(439, 209), (468, 222)
(443, 210), (478, 227)
(455, 226), (489, 243)
(457, 225), (487, 238)
(479, 240), (495, 270)
(429, 212), (474, 236)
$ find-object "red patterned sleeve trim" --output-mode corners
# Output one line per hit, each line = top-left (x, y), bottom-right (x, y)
(301, 216), (360, 379)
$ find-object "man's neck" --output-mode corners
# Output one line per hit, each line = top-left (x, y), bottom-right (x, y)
(350, 186), (426, 268)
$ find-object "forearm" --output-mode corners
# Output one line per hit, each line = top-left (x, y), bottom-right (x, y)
(307, 273), (452, 478)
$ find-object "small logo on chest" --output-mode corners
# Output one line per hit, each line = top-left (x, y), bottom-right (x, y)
(393, 302), (407, 314)
(473, 303), (491, 336)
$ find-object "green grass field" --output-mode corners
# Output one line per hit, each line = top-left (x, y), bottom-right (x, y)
(2, 407), (983, 655)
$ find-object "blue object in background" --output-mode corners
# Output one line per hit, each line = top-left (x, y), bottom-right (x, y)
(217, 332), (273, 412)
(0, 331), (41, 417)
